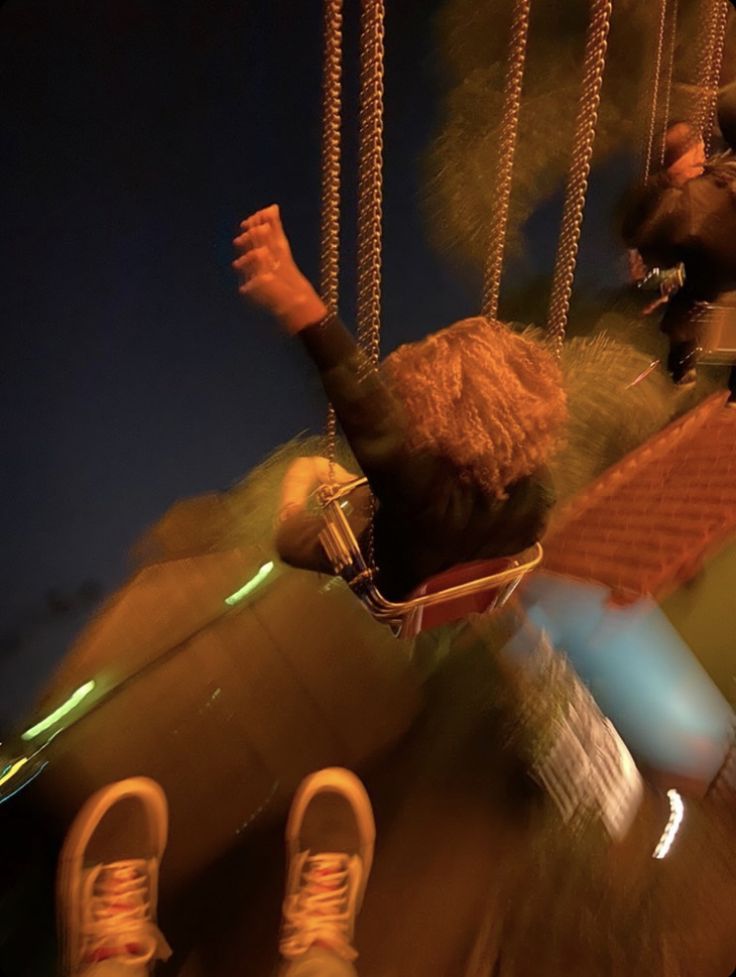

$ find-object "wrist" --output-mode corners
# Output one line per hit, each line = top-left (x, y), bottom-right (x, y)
(278, 288), (329, 335)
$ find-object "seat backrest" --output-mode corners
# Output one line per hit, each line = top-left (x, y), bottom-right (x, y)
(317, 478), (540, 637)
(694, 299), (736, 364)
(401, 557), (521, 637)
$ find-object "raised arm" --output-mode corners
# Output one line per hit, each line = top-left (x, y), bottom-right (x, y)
(233, 204), (328, 334)
(233, 205), (410, 494)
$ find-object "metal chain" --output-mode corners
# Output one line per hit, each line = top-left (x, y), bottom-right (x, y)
(692, 1), (713, 134)
(545, 0), (613, 356)
(657, 0), (678, 167)
(356, 0), (385, 372)
(481, 0), (532, 321)
(643, 0), (670, 181)
(692, 0), (721, 137)
(356, 0), (385, 571)
(320, 0), (344, 476)
(700, 0), (729, 153)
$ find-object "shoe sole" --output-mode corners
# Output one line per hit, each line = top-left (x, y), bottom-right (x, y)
(57, 777), (168, 976)
(285, 767), (375, 910)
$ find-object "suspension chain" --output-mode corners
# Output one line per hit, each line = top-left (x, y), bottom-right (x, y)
(700, 0), (729, 153)
(657, 0), (678, 167)
(643, 0), (670, 181)
(320, 0), (344, 474)
(356, 0), (385, 373)
(481, 0), (532, 322)
(356, 0), (385, 570)
(545, 0), (613, 357)
(692, 0), (721, 139)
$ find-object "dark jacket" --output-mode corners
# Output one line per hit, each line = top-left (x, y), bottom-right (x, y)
(623, 85), (736, 341)
(276, 315), (555, 600)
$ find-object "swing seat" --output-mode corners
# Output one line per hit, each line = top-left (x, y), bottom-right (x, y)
(693, 293), (736, 365)
(399, 556), (533, 638)
(318, 478), (543, 637)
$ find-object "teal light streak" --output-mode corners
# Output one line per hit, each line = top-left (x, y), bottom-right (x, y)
(21, 680), (96, 742)
(225, 561), (275, 606)
(0, 761), (49, 805)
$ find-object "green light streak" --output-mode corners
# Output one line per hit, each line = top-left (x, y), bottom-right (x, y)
(21, 680), (96, 742)
(225, 561), (275, 606)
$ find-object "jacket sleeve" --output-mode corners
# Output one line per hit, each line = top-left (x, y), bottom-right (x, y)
(718, 78), (736, 152)
(623, 179), (690, 267)
(297, 315), (432, 501)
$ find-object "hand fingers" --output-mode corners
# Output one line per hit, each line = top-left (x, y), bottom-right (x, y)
(232, 246), (272, 275)
(261, 203), (281, 228)
(240, 204), (280, 232)
(237, 274), (275, 296)
(233, 224), (272, 252)
(241, 209), (268, 231)
(235, 224), (272, 247)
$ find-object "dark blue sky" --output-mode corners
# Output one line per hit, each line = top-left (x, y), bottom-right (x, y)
(1, 0), (475, 639)
(0, 1), (636, 722)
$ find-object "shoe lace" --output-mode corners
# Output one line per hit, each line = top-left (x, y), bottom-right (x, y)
(81, 859), (170, 966)
(280, 852), (358, 961)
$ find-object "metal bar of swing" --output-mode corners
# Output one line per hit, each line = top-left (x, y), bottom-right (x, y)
(318, 479), (543, 628)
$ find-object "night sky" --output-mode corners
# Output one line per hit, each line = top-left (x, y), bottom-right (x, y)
(1, 0), (477, 695)
(1, 0), (634, 722)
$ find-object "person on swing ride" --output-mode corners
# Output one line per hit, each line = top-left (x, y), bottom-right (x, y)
(234, 208), (643, 848)
(232, 204), (567, 602)
(623, 91), (736, 401)
(624, 121), (704, 311)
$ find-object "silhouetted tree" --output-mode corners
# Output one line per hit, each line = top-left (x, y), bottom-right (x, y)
(423, 0), (735, 273)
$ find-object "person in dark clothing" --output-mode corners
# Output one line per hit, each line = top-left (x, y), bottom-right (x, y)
(623, 95), (736, 400)
(232, 204), (566, 601)
(232, 209), (646, 844)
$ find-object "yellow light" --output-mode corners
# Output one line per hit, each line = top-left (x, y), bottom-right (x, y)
(21, 680), (96, 742)
(225, 561), (275, 606)
(0, 757), (29, 789)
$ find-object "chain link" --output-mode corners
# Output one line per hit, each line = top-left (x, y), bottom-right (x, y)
(356, 0), (385, 374)
(657, 0), (678, 167)
(691, 0), (711, 133)
(643, 0), (670, 181)
(699, 0), (729, 153)
(356, 0), (385, 570)
(320, 0), (344, 478)
(545, 0), (613, 357)
(481, 0), (532, 322)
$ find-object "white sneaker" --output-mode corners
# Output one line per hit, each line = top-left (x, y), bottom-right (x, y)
(280, 768), (375, 963)
(57, 777), (172, 976)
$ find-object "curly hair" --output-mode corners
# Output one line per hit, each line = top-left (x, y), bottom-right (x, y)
(380, 317), (567, 498)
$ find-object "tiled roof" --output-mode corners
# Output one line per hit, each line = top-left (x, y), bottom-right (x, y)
(543, 393), (736, 603)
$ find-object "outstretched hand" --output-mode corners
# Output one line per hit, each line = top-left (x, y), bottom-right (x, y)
(233, 205), (328, 334)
